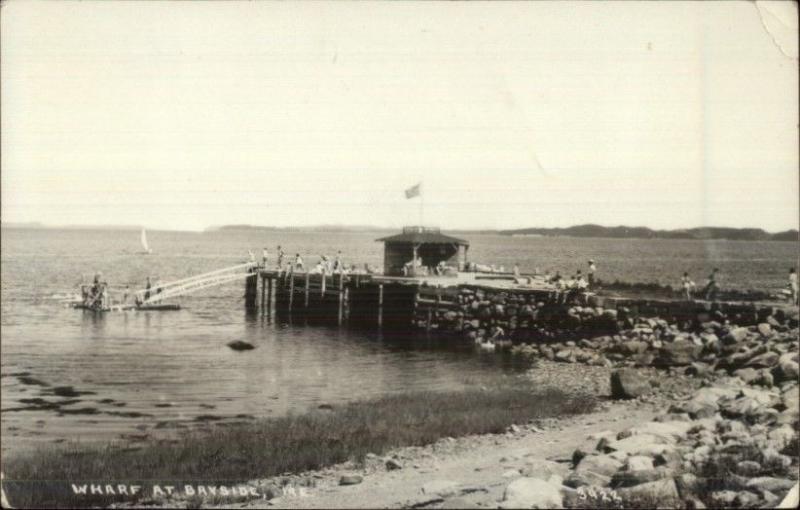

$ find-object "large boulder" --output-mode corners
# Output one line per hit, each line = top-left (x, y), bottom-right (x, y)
(623, 421), (692, 443)
(564, 454), (623, 488)
(602, 434), (674, 457)
(676, 400), (718, 420)
(738, 386), (781, 407)
(775, 352), (800, 382)
(746, 351), (780, 369)
(691, 386), (740, 406)
(520, 459), (569, 480)
(734, 460), (762, 476)
(555, 349), (576, 363)
(719, 395), (777, 424)
(780, 385), (799, 418)
(686, 362), (713, 377)
(619, 340), (648, 356)
(339, 475), (363, 485)
(501, 477), (563, 509)
(576, 454), (625, 477)
(616, 479), (680, 505)
(656, 340), (702, 367)
(767, 424), (796, 450)
(610, 369), (651, 400)
(625, 456), (654, 472)
(724, 327), (750, 344)
(611, 466), (673, 488)
(745, 477), (796, 493)
(761, 448), (793, 470)
(710, 491), (738, 506)
(734, 367), (760, 384)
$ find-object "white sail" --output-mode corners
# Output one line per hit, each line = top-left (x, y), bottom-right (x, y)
(140, 228), (151, 253)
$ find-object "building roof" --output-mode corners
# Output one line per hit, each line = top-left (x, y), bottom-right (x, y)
(376, 231), (469, 245)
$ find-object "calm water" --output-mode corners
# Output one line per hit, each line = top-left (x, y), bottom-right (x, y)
(1, 228), (797, 453)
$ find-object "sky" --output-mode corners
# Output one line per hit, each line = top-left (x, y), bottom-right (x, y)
(2, 1), (798, 232)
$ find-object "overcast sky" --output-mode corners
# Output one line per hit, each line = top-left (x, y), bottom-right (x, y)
(2, 1), (798, 232)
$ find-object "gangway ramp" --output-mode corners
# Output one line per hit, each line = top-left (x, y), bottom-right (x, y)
(136, 262), (257, 305)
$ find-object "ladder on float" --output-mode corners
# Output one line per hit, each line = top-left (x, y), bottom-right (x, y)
(135, 262), (257, 306)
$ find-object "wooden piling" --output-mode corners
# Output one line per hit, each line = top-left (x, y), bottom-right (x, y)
(244, 270), (258, 310)
(267, 277), (273, 317)
(321, 274), (327, 296)
(377, 284), (383, 327)
(304, 273), (310, 307)
(337, 273), (344, 324)
(260, 274), (266, 310)
(289, 273), (295, 309)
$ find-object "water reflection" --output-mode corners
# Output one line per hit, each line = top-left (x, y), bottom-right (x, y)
(80, 309), (107, 333)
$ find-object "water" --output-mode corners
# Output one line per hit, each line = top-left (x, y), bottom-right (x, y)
(1, 227), (797, 454)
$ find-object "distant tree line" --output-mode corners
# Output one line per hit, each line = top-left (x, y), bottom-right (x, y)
(498, 224), (799, 242)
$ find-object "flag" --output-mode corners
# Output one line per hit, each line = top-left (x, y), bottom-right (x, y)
(405, 182), (421, 199)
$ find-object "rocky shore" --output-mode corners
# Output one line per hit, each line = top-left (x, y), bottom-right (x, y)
(502, 303), (800, 508)
(508, 305), (798, 384)
(210, 305), (796, 509)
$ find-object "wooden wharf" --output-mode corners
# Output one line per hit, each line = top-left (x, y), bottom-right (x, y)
(249, 268), (799, 338)
(78, 257), (793, 334)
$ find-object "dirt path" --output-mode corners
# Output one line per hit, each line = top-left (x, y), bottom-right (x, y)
(244, 401), (657, 509)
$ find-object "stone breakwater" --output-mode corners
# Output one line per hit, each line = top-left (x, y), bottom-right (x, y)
(416, 284), (798, 345)
(508, 305), (799, 387)
(422, 283), (799, 381)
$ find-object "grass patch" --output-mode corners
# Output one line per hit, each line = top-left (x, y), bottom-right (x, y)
(3, 385), (595, 509)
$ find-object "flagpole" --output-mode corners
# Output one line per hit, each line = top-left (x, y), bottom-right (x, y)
(419, 182), (424, 227)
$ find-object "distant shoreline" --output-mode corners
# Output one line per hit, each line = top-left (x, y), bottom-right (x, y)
(3, 222), (797, 242)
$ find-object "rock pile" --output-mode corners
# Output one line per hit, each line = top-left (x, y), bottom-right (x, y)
(497, 379), (799, 508)
(510, 313), (799, 384)
(437, 288), (621, 343)
(423, 284), (797, 348)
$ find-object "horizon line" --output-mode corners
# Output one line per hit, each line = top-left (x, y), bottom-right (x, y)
(2, 221), (798, 235)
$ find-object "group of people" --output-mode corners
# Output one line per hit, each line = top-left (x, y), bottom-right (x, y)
(80, 273), (109, 310)
(250, 246), (378, 275)
(78, 272), (162, 310)
(681, 268), (740, 302)
(246, 247), (800, 306)
(544, 259), (597, 291)
(677, 267), (797, 304)
(403, 259), (457, 276)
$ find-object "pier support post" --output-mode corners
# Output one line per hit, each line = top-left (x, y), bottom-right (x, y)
(337, 273), (344, 325)
(266, 277), (273, 317)
(305, 273), (310, 307)
(289, 273), (295, 310)
(260, 274), (266, 311)
(378, 284), (383, 327)
(244, 270), (258, 310)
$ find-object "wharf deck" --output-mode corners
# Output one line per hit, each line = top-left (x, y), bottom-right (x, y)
(251, 268), (797, 332)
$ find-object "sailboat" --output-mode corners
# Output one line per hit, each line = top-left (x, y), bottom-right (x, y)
(140, 228), (153, 255)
